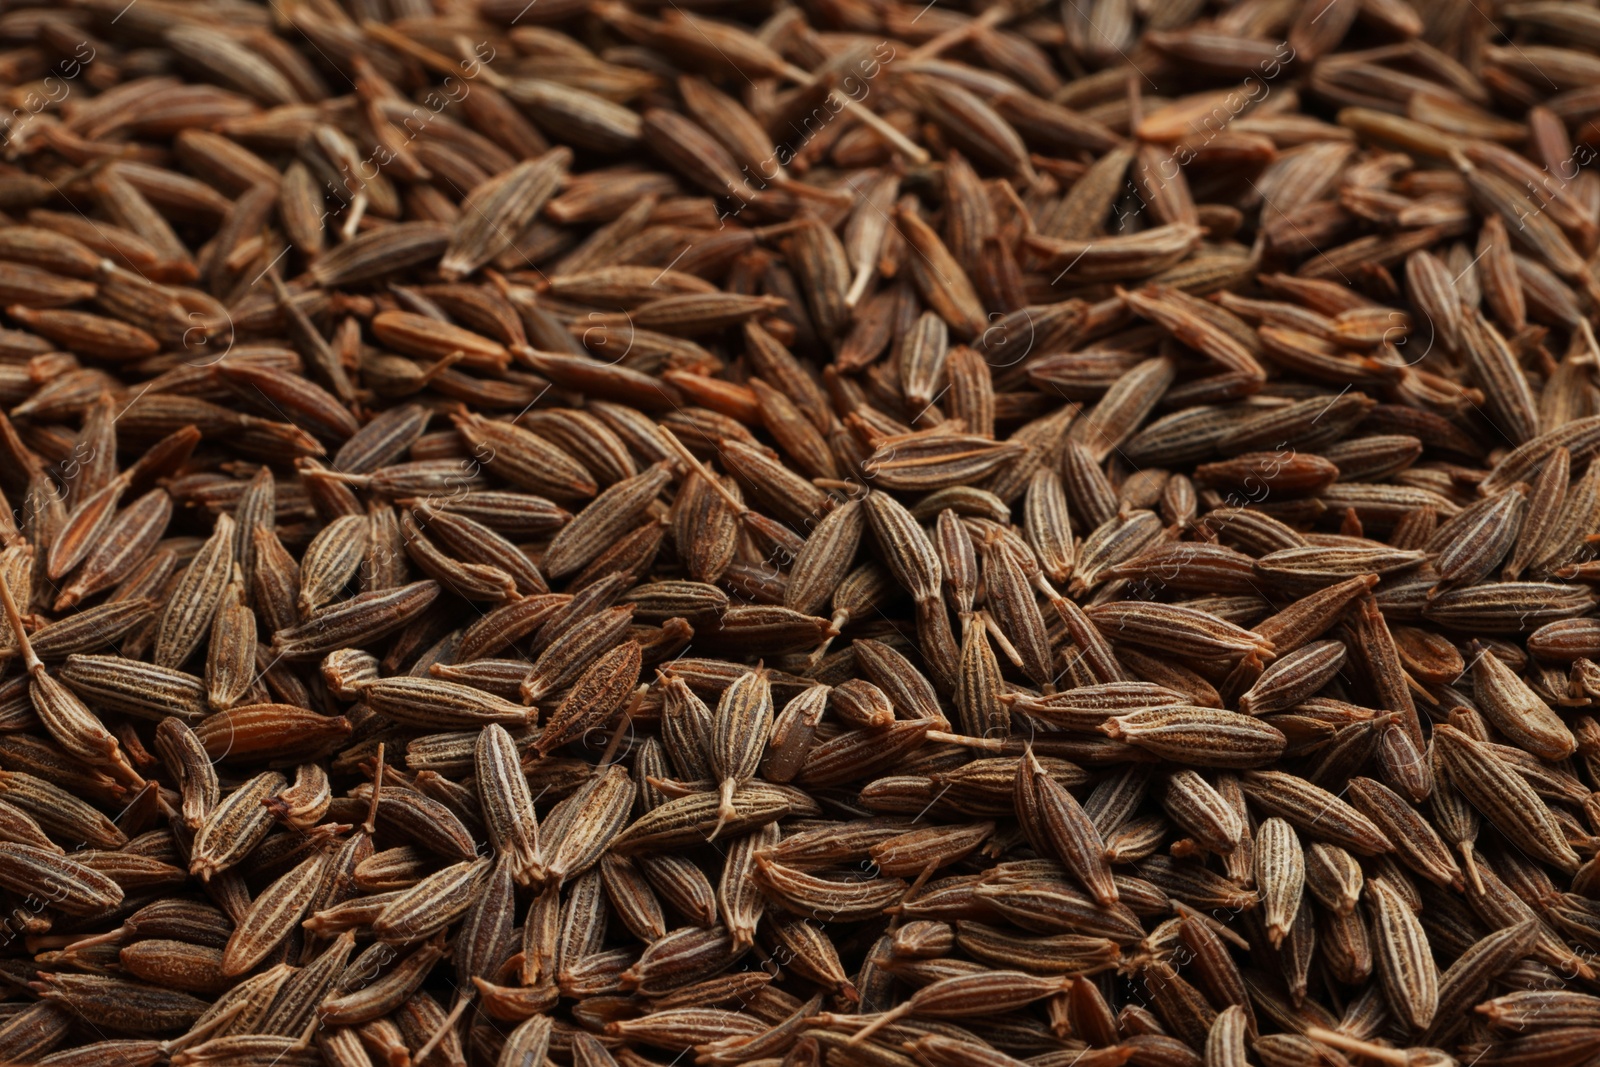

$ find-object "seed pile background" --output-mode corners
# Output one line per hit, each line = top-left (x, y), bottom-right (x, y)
(4, 0), (1600, 1064)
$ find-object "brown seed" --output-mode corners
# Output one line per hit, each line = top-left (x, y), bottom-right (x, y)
(475, 723), (541, 886)
(153, 514), (235, 670)
(1017, 748), (1115, 904)
(1240, 770), (1394, 855)
(1368, 875), (1439, 1031)
(1103, 708), (1287, 769)
(189, 771), (286, 880)
(222, 848), (330, 975)
(537, 639), (641, 755)
(1433, 723), (1581, 872)
(440, 148), (570, 280)
(1347, 777), (1462, 890)
(0, 842), (124, 915)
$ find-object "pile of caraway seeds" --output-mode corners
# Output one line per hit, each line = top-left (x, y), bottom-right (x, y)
(9, 1), (1600, 1066)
